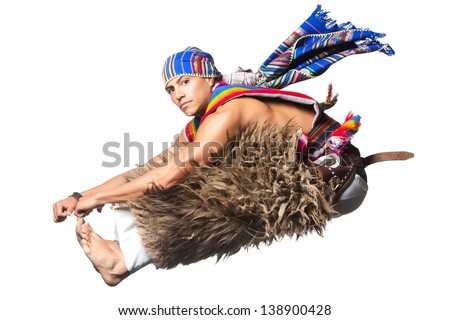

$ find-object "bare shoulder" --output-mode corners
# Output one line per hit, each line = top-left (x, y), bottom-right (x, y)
(194, 100), (249, 145)
(196, 97), (273, 143)
(199, 104), (240, 135)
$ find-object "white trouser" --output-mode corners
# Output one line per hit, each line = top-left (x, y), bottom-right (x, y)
(113, 205), (152, 273)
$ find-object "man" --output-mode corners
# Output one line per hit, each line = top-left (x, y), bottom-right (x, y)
(54, 54), (334, 286)
(53, 6), (412, 286)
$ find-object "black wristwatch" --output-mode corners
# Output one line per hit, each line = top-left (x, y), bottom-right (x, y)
(69, 192), (83, 201)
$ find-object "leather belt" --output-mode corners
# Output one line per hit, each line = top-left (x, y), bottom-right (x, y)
(362, 151), (414, 167)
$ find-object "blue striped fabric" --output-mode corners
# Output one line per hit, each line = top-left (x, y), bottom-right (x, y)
(257, 5), (394, 88)
(162, 46), (221, 85)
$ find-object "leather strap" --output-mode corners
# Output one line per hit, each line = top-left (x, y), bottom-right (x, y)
(362, 151), (414, 168)
(305, 149), (414, 199)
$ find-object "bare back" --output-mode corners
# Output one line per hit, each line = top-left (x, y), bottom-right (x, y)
(217, 96), (316, 134)
(189, 96), (317, 166)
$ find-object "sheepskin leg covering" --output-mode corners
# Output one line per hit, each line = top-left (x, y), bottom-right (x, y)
(127, 124), (337, 269)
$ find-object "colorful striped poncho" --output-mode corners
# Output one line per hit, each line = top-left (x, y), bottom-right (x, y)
(184, 83), (359, 157)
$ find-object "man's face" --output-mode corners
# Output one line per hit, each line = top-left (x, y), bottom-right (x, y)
(165, 76), (215, 117)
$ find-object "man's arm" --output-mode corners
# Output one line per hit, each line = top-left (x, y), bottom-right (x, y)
(74, 109), (238, 214)
(79, 130), (189, 197)
(53, 130), (188, 222)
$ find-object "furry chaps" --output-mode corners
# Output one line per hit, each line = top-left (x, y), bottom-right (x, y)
(125, 124), (337, 269)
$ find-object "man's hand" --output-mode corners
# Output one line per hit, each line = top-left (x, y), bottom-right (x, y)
(53, 197), (78, 223)
(74, 194), (104, 218)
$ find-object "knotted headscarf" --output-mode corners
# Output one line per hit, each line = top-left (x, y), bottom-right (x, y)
(163, 5), (394, 89)
(162, 46), (221, 86)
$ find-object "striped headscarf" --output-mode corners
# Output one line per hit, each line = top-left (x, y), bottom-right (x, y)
(162, 46), (221, 86)
(162, 5), (393, 89)
(223, 4), (394, 89)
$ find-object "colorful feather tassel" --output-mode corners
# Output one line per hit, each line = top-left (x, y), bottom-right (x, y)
(326, 112), (361, 154)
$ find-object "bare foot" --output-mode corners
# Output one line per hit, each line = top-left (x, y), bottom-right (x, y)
(76, 218), (129, 286)
(76, 218), (121, 252)
(75, 217), (85, 245)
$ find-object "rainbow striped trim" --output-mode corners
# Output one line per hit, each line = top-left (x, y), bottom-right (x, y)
(184, 82), (322, 142)
(184, 83), (361, 157)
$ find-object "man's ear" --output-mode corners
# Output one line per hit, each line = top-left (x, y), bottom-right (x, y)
(206, 77), (216, 87)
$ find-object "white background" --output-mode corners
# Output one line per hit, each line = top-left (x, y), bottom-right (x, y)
(1, 0), (448, 319)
